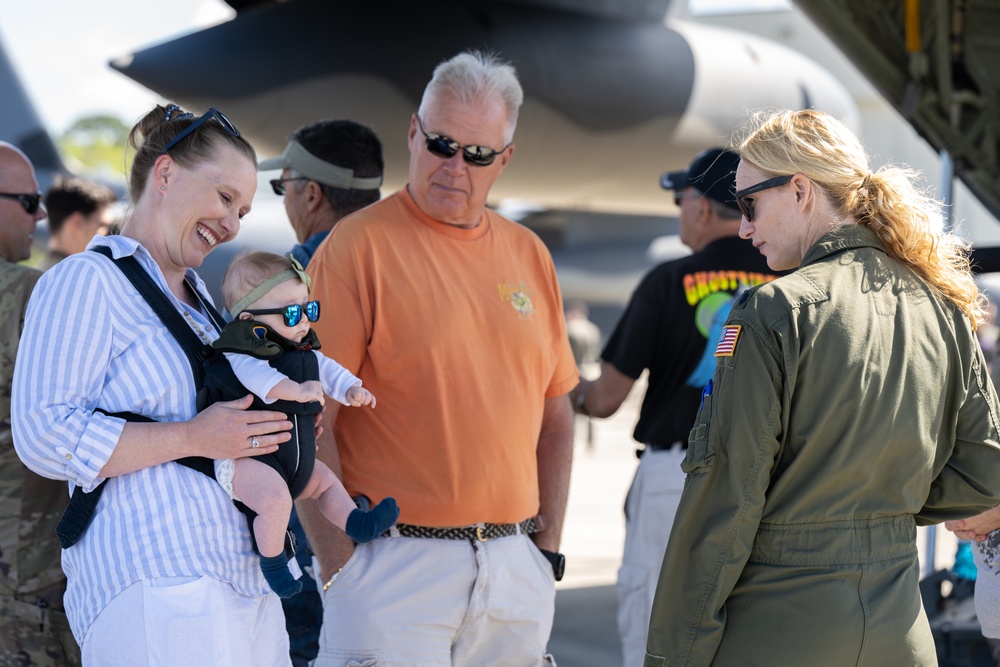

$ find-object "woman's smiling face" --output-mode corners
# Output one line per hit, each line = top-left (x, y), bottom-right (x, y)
(160, 142), (257, 272)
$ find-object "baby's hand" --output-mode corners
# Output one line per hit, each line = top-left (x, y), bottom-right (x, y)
(346, 386), (376, 408)
(297, 381), (326, 406)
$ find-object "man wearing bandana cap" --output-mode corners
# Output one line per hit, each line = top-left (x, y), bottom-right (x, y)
(568, 147), (781, 667)
(260, 120), (384, 267)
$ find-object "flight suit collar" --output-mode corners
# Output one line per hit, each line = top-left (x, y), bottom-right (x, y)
(800, 224), (884, 269)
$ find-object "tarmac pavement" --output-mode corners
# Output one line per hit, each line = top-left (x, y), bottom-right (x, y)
(546, 377), (961, 667)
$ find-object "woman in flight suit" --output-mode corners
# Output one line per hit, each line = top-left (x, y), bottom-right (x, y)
(645, 108), (1000, 667)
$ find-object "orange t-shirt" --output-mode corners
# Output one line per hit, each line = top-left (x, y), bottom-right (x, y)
(308, 188), (578, 526)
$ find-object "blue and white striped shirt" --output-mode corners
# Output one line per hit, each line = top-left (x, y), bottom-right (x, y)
(11, 235), (269, 642)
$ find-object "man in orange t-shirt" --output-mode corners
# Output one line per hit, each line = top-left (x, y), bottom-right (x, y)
(299, 50), (577, 667)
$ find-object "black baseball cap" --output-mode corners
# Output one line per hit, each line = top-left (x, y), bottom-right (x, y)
(660, 148), (740, 211)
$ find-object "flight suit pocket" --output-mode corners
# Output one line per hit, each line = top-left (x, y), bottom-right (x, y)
(683, 380), (714, 474)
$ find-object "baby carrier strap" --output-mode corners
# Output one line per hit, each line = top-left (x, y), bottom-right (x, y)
(56, 246), (224, 548)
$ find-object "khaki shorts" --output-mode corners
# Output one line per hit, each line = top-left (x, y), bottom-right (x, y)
(315, 533), (557, 667)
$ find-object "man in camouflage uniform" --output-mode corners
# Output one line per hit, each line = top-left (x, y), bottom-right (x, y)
(0, 142), (79, 666)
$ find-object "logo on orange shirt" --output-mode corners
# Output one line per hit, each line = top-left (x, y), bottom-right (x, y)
(498, 281), (535, 319)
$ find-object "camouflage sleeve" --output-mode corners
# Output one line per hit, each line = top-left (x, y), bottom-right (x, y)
(1, 264), (42, 467)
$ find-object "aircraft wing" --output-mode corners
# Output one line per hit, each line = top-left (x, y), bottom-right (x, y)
(0, 35), (67, 187)
(794, 0), (1000, 221)
(222, 0), (672, 21)
(110, 0), (856, 215)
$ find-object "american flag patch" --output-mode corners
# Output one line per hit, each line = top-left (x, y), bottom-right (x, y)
(714, 325), (742, 357)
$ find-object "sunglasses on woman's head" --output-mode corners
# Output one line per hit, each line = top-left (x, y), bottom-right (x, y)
(0, 192), (42, 215)
(244, 300), (321, 327)
(162, 107), (241, 154)
(416, 116), (509, 167)
(734, 174), (794, 222)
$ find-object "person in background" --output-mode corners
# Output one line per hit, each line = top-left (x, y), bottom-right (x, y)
(946, 506), (1000, 658)
(260, 119), (383, 267)
(645, 108), (1000, 666)
(258, 118), (383, 665)
(12, 104), (295, 666)
(0, 142), (79, 666)
(38, 176), (117, 271)
(301, 50), (577, 666)
(565, 299), (601, 373)
(565, 299), (601, 449)
(569, 147), (779, 667)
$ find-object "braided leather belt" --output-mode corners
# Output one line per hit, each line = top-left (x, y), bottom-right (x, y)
(388, 518), (538, 542)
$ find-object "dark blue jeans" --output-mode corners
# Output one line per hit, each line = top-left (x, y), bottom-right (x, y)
(283, 508), (323, 666)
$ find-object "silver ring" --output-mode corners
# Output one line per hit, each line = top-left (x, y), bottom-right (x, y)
(251, 436), (260, 449)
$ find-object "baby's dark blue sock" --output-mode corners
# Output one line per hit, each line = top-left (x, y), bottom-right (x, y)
(345, 497), (400, 543)
(260, 553), (302, 598)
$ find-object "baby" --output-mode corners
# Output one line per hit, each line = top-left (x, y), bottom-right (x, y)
(208, 250), (398, 597)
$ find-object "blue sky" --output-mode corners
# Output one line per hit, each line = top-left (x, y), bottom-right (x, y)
(0, 0), (234, 135)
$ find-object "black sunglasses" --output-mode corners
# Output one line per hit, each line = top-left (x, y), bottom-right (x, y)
(0, 192), (42, 215)
(162, 107), (240, 154)
(734, 174), (794, 222)
(244, 300), (321, 327)
(416, 116), (509, 167)
(673, 191), (703, 208)
(270, 177), (309, 196)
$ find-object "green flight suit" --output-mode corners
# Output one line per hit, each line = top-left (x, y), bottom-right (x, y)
(645, 225), (1000, 667)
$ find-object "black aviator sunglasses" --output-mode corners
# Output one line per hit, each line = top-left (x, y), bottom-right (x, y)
(270, 178), (309, 196)
(162, 107), (241, 154)
(244, 300), (321, 327)
(416, 116), (509, 167)
(0, 192), (42, 215)
(734, 174), (794, 222)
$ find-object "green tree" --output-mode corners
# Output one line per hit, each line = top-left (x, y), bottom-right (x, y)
(58, 114), (131, 182)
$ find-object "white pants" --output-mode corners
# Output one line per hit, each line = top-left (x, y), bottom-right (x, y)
(315, 534), (557, 667)
(975, 542), (1000, 639)
(81, 576), (290, 667)
(616, 446), (686, 667)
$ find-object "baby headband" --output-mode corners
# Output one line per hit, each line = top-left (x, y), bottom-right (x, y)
(230, 254), (312, 319)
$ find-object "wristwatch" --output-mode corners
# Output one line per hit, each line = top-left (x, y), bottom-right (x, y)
(539, 548), (566, 581)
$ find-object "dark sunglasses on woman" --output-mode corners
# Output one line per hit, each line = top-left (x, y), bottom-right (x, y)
(162, 107), (241, 154)
(734, 174), (793, 222)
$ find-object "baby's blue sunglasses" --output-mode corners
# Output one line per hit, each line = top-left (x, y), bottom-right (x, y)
(244, 300), (320, 327)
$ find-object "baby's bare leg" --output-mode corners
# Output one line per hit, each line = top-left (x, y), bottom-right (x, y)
(300, 461), (400, 543)
(232, 458), (293, 558)
(298, 460), (356, 530)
